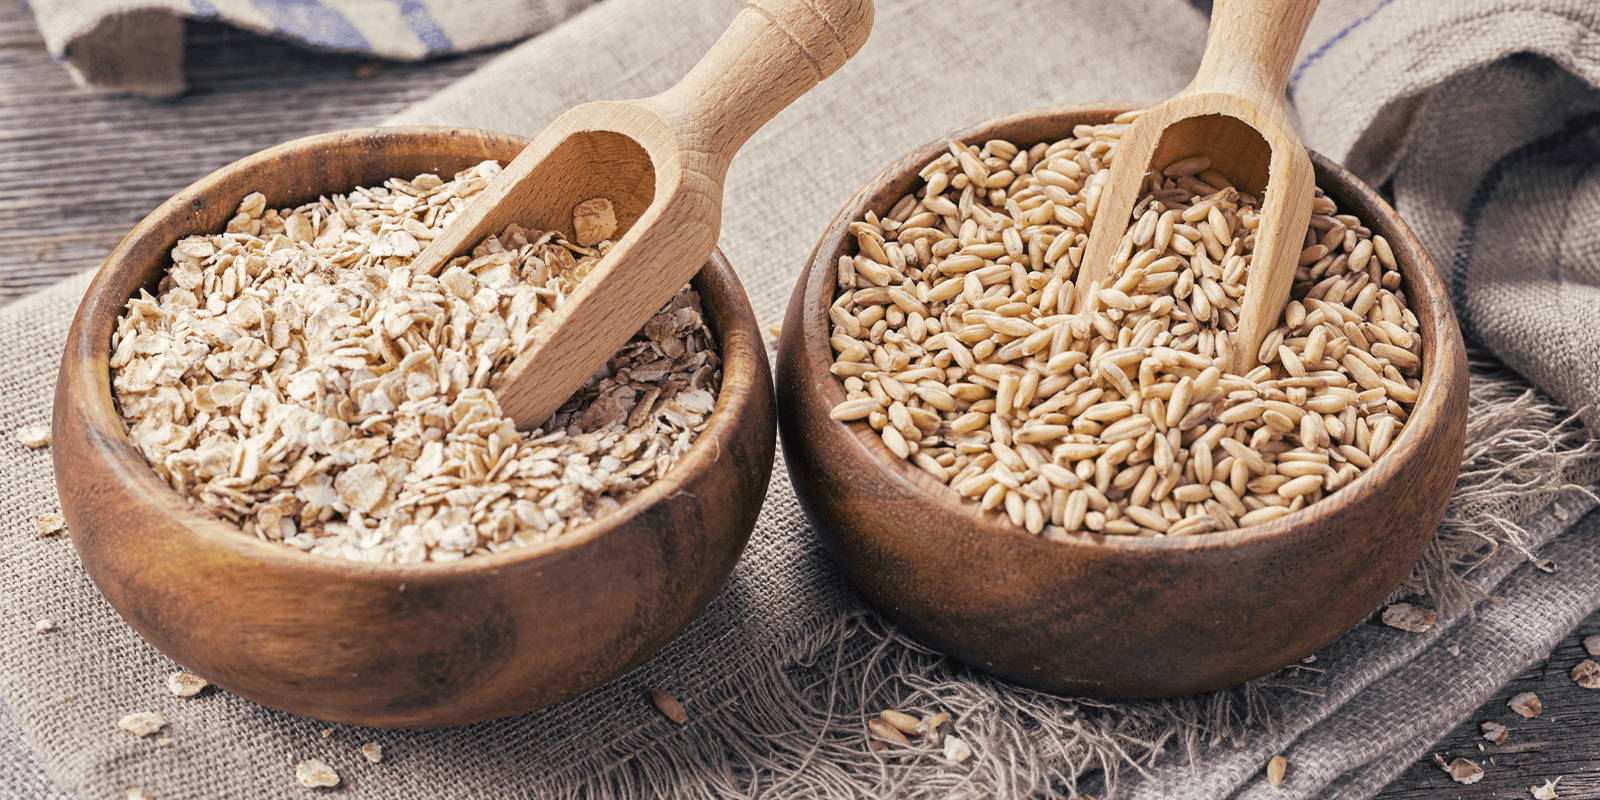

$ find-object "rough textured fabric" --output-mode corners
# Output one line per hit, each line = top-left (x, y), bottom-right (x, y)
(20, 0), (592, 95)
(2, 0), (1599, 797)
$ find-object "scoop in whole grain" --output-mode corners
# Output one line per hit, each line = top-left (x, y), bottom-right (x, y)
(826, 119), (1421, 538)
(110, 164), (720, 563)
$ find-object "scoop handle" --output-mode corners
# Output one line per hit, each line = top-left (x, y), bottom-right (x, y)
(1185, 0), (1318, 110)
(645, 0), (874, 169)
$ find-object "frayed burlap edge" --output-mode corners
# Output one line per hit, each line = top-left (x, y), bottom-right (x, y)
(500, 350), (1598, 800)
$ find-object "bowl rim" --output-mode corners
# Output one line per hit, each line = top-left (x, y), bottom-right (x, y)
(794, 102), (1466, 553)
(58, 125), (768, 577)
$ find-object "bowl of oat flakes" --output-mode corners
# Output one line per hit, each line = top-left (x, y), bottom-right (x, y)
(53, 127), (775, 727)
(776, 104), (1468, 698)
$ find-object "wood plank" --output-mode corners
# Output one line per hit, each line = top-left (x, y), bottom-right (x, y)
(1, 2), (1596, 797)
(0, 2), (502, 306)
(1374, 621), (1600, 799)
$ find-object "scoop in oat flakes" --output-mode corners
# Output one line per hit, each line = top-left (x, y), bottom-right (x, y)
(110, 164), (720, 563)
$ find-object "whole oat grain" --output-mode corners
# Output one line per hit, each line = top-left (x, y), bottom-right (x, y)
(650, 688), (689, 724)
(1266, 754), (1287, 787)
(110, 164), (720, 563)
(827, 121), (1421, 538)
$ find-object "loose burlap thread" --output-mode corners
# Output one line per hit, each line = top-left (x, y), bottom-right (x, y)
(4, 0), (1600, 797)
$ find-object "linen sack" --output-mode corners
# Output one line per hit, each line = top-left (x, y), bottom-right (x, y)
(2, 0), (1599, 797)
(20, 0), (590, 95)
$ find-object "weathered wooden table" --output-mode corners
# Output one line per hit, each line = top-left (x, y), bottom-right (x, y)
(2, 5), (1595, 796)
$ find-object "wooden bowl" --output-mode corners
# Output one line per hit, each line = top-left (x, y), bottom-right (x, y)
(776, 104), (1468, 698)
(53, 127), (776, 727)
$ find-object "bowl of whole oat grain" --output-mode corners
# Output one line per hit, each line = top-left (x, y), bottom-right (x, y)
(776, 104), (1468, 698)
(53, 127), (775, 727)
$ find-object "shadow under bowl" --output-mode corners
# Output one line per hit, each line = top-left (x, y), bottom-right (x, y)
(53, 126), (776, 727)
(776, 103), (1468, 699)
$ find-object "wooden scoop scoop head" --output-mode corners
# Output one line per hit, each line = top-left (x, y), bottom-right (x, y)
(1076, 0), (1318, 373)
(410, 0), (874, 429)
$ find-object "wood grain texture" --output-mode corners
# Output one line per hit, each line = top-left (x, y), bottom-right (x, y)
(462, 0), (875, 429)
(776, 104), (1468, 698)
(1076, 0), (1318, 374)
(0, 4), (1592, 793)
(0, 7), (501, 306)
(51, 128), (776, 727)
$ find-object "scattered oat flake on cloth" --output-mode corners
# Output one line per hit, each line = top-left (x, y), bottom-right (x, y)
(294, 759), (339, 788)
(33, 619), (57, 634)
(32, 513), (65, 536)
(13, 424), (49, 449)
(166, 671), (207, 697)
(1570, 659), (1600, 689)
(1480, 720), (1509, 744)
(117, 712), (166, 737)
(1584, 634), (1600, 657)
(1508, 692), (1543, 718)
(124, 788), (153, 800)
(1530, 777), (1562, 799)
(943, 735), (972, 764)
(360, 742), (383, 763)
(1381, 602), (1438, 633)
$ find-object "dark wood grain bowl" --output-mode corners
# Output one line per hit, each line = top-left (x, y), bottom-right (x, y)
(776, 104), (1468, 698)
(53, 127), (776, 727)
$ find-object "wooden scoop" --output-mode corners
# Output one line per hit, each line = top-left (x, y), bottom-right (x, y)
(1075, 0), (1319, 373)
(411, 0), (874, 429)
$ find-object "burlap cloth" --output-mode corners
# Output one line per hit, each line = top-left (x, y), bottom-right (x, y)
(5, 0), (1600, 797)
